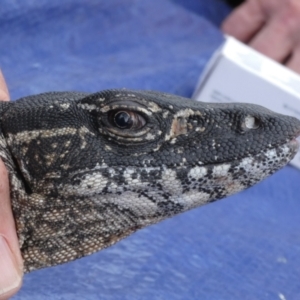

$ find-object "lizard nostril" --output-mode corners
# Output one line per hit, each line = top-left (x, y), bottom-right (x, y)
(243, 115), (260, 130)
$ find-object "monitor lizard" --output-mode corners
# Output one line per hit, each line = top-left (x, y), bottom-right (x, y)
(0, 89), (299, 273)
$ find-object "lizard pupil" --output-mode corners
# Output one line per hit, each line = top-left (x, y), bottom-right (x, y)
(114, 111), (133, 129)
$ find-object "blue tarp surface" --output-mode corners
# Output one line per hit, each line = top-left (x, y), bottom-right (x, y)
(1, 0), (299, 299)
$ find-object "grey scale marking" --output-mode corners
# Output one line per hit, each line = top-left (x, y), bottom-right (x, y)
(0, 89), (299, 273)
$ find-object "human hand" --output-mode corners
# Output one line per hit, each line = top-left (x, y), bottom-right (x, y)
(0, 71), (23, 300)
(222, 0), (300, 74)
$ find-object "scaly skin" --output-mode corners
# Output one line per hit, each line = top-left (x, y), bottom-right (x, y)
(0, 89), (299, 272)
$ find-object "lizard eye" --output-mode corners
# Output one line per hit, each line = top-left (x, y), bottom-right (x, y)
(110, 110), (146, 130)
(114, 111), (133, 129)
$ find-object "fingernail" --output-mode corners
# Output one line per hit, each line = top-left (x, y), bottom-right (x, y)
(0, 236), (21, 297)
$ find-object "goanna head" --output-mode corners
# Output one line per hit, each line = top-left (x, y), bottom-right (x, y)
(0, 89), (299, 272)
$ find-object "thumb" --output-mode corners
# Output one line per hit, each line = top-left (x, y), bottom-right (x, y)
(0, 160), (23, 300)
(0, 71), (23, 299)
(0, 70), (9, 101)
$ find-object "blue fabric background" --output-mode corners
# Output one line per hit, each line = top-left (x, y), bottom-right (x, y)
(1, 0), (299, 299)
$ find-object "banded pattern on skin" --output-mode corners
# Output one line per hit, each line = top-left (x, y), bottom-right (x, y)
(0, 90), (299, 272)
(21, 141), (296, 272)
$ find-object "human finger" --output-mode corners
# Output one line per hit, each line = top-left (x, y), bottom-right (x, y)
(221, 0), (265, 42)
(286, 46), (300, 74)
(0, 159), (23, 300)
(0, 72), (23, 299)
(249, 14), (294, 62)
(0, 71), (9, 101)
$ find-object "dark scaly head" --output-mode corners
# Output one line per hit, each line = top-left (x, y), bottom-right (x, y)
(0, 89), (299, 272)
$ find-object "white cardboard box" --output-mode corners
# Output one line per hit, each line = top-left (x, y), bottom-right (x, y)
(193, 36), (300, 169)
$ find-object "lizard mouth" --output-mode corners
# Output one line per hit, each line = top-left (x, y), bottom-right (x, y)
(182, 138), (300, 208)
(287, 138), (300, 165)
(286, 137), (299, 156)
(293, 136), (300, 146)
(240, 136), (299, 170)
(252, 138), (299, 170)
